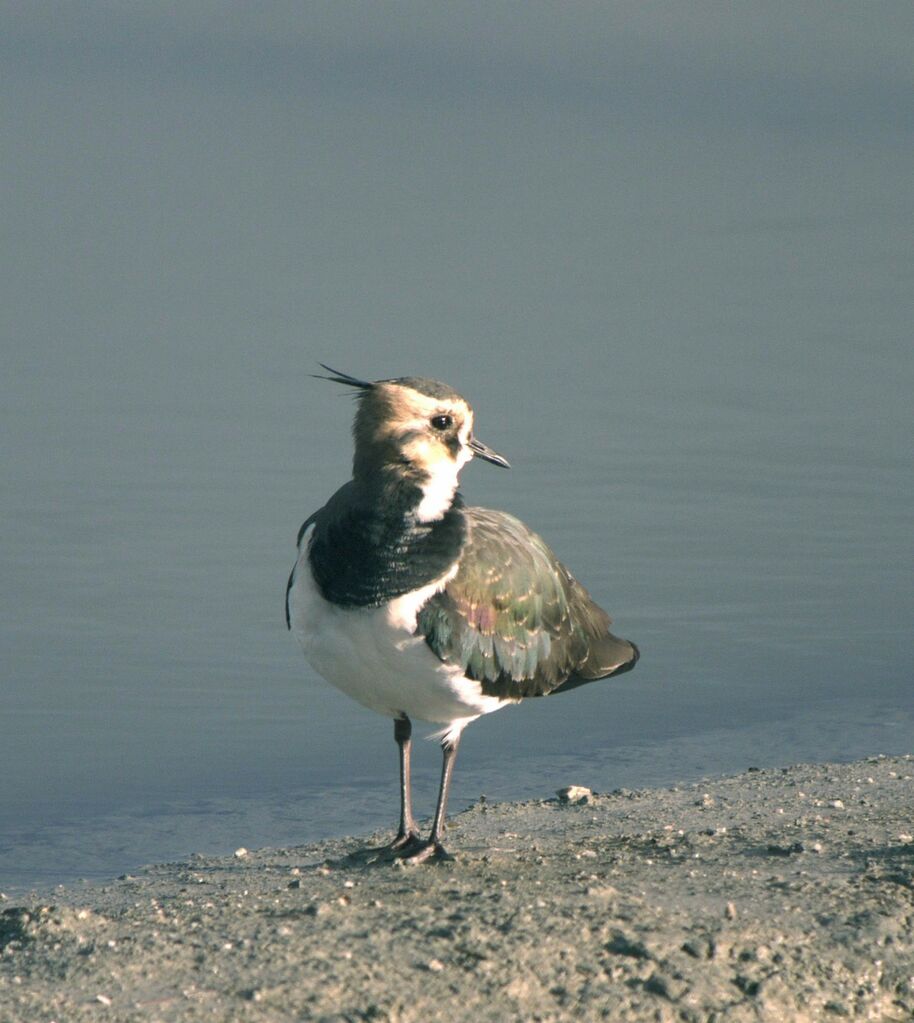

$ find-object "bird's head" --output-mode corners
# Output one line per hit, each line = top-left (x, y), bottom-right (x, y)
(316, 365), (509, 521)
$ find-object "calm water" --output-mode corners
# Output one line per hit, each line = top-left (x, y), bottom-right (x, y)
(3, 7), (913, 895)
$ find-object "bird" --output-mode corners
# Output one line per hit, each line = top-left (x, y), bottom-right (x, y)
(286, 366), (639, 863)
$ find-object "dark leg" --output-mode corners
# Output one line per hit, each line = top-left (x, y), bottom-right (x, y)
(390, 715), (420, 850)
(400, 735), (461, 864)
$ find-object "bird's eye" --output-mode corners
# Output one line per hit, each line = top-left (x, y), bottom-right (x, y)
(431, 414), (453, 431)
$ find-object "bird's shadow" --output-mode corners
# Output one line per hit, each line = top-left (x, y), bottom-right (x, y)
(333, 843), (399, 869)
(324, 840), (456, 872)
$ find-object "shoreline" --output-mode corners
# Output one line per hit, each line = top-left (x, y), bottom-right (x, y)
(3, 754), (913, 1021)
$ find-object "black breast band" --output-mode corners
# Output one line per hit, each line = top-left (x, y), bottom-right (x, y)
(307, 483), (467, 607)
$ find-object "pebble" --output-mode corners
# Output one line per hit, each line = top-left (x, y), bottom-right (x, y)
(584, 885), (618, 900)
(766, 842), (804, 857)
(304, 903), (331, 917)
(645, 971), (689, 1000)
(557, 785), (594, 805)
(233, 848), (248, 859)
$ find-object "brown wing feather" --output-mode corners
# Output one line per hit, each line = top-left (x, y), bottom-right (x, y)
(416, 508), (638, 699)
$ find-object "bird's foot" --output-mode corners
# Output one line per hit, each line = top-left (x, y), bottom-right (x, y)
(389, 829), (422, 854)
(397, 839), (452, 865)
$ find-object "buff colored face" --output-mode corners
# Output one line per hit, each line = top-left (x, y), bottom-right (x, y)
(369, 382), (475, 474)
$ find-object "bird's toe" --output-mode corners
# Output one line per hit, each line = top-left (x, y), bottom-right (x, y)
(389, 830), (422, 853)
(397, 840), (453, 865)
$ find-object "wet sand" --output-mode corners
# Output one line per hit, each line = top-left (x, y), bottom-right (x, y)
(2, 755), (913, 1022)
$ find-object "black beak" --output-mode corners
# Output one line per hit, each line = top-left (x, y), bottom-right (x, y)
(469, 437), (510, 469)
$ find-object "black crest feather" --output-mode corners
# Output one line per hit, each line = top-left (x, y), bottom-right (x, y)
(312, 364), (374, 390)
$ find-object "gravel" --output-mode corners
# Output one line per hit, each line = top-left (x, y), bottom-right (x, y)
(2, 755), (913, 1021)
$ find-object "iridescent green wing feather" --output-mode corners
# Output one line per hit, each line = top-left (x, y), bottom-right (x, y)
(416, 508), (637, 699)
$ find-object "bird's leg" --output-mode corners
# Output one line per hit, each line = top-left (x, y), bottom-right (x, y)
(400, 734), (460, 864)
(390, 715), (420, 850)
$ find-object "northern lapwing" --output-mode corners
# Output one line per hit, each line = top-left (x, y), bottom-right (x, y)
(286, 367), (639, 862)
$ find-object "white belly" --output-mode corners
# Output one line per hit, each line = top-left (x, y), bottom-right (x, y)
(287, 532), (509, 735)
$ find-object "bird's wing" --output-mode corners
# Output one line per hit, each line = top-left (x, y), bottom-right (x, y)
(285, 509), (319, 628)
(416, 508), (637, 699)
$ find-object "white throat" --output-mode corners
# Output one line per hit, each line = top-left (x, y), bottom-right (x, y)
(413, 443), (473, 523)
(414, 463), (460, 522)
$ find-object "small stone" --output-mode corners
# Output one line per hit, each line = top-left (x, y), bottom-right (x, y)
(698, 793), (715, 808)
(644, 971), (689, 1000)
(829, 799), (844, 809)
(725, 901), (738, 920)
(287, 879), (301, 889)
(585, 884), (619, 899)
(681, 936), (715, 960)
(605, 930), (653, 959)
(304, 902), (331, 917)
(824, 999), (850, 1016)
(766, 842), (804, 856)
(95, 994), (112, 1006)
(234, 847), (249, 859)
(557, 785), (594, 805)
(426, 958), (445, 972)
(899, 833), (913, 844)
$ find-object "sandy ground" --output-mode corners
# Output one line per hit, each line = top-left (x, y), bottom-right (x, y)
(2, 755), (913, 1022)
